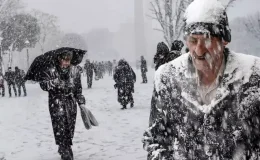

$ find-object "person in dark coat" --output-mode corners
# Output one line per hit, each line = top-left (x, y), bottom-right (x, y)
(15, 66), (27, 96)
(113, 59), (136, 109)
(153, 42), (170, 71)
(97, 62), (103, 79)
(0, 73), (5, 97)
(143, 0), (260, 159)
(84, 59), (94, 88)
(140, 56), (148, 83)
(4, 67), (17, 97)
(108, 61), (113, 76)
(39, 50), (86, 160)
(112, 59), (117, 75)
(153, 40), (184, 71)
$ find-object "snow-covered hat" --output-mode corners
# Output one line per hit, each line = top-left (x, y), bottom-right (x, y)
(183, 0), (231, 42)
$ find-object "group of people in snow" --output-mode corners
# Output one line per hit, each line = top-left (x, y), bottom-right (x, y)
(0, 66), (27, 97)
(18, 0), (260, 159)
(83, 60), (116, 89)
(143, 0), (260, 159)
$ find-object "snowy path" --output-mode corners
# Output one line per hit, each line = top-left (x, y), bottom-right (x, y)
(0, 70), (154, 160)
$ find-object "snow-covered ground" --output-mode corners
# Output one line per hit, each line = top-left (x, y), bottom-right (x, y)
(0, 69), (154, 160)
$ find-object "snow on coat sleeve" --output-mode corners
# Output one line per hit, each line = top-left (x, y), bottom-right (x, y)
(143, 63), (185, 160)
(39, 78), (59, 91)
(73, 69), (85, 105)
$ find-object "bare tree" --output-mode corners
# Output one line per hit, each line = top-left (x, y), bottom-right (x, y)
(31, 10), (59, 54)
(0, 0), (24, 22)
(244, 12), (260, 41)
(225, 0), (237, 8)
(0, 0), (24, 74)
(149, 0), (193, 48)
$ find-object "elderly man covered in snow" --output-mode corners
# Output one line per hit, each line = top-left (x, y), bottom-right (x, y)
(143, 0), (260, 159)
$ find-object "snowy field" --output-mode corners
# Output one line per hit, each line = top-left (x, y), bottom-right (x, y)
(0, 69), (154, 160)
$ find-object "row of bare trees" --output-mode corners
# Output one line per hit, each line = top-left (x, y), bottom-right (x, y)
(0, 0), (61, 75)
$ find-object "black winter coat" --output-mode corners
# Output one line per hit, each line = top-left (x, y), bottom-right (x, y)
(114, 64), (136, 85)
(141, 59), (148, 73)
(114, 64), (136, 106)
(40, 64), (85, 146)
(4, 71), (16, 84)
(15, 69), (25, 85)
(84, 62), (94, 76)
(144, 49), (260, 159)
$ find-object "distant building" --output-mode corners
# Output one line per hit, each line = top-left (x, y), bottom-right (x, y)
(134, 0), (147, 60)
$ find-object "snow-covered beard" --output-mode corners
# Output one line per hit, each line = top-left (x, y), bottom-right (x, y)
(192, 52), (214, 71)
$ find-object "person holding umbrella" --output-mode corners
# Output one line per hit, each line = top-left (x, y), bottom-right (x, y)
(25, 47), (98, 160)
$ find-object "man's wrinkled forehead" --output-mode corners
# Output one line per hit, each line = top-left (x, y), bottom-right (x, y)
(185, 33), (211, 42)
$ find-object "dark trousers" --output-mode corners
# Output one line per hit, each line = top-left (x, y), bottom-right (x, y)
(87, 73), (93, 88)
(0, 84), (4, 97)
(117, 83), (134, 106)
(141, 72), (148, 83)
(49, 96), (77, 147)
(17, 83), (27, 96)
(8, 82), (17, 97)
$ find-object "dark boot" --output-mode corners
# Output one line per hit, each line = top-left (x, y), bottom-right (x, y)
(121, 105), (127, 110)
(58, 146), (73, 160)
(130, 102), (134, 108)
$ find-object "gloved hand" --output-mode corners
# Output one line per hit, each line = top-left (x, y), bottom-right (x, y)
(52, 78), (73, 90)
(51, 78), (62, 87)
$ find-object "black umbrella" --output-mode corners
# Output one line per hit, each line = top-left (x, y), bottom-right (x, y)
(25, 47), (87, 82)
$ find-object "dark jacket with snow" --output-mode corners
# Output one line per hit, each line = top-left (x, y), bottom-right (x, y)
(114, 62), (136, 106)
(154, 42), (170, 71)
(39, 64), (85, 146)
(141, 59), (148, 73)
(114, 63), (136, 85)
(4, 71), (16, 84)
(15, 69), (26, 85)
(144, 49), (260, 160)
(84, 61), (94, 76)
(0, 74), (4, 87)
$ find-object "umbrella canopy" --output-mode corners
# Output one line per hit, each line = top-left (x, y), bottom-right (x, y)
(25, 47), (87, 82)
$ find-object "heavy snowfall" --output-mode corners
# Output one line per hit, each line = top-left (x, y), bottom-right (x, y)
(1, 0), (260, 160)
(0, 70), (154, 160)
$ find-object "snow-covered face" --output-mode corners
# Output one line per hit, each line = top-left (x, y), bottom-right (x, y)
(186, 34), (225, 73)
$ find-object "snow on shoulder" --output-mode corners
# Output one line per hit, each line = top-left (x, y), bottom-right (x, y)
(184, 0), (225, 25)
(154, 53), (190, 92)
(227, 51), (260, 84)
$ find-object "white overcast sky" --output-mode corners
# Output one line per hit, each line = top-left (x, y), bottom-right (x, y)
(22, 0), (260, 33)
